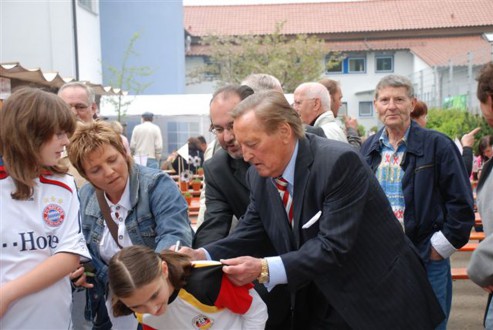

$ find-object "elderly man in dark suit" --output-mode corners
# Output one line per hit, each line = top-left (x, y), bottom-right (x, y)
(183, 90), (444, 329)
(193, 84), (324, 329)
(194, 85), (325, 247)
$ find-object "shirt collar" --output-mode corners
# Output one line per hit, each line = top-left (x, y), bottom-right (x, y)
(279, 140), (298, 187)
(378, 126), (411, 149)
(104, 177), (131, 210)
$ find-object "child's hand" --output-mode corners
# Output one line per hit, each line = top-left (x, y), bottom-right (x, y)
(69, 265), (94, 289)
(0, 283), (15, 318)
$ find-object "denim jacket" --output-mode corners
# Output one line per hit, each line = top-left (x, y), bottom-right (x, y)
(79, 163), (194, 285)
(361, 121), (474, 262)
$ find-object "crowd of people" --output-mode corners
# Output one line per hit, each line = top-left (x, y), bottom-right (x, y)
(1, 63), (492, 329)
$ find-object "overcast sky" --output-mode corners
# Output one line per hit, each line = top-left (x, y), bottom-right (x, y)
(183, 0), (360, 5)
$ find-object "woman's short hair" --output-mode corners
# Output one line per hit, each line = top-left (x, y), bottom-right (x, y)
(0, 87), (76, 199)
(109, 121), (124, 135)
(67, 120), (132, 180)
(411, 100), (428, 119)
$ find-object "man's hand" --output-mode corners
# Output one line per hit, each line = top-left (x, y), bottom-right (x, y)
(461, 127), (480, 148)
(69, 265), (94, 289)
(429, 246), (444, 261)
(220, 256), (263, 286)
(344, 116), (358, 130)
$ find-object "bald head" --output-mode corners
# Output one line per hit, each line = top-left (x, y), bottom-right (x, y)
(293, 82), (331, 125)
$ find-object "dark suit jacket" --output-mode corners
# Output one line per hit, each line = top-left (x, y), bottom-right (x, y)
(194, 130), (324, 248)
(205, 134), (444, 329)
(193, 149), (250, 248)
(304, 124), (326, 138)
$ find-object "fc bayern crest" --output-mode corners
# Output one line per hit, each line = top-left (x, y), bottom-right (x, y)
(192, 314), (213, 329)
(42, 203), (66, 227)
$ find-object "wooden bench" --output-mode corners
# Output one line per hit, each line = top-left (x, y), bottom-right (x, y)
(469, 231), (485, 241)
(475, 213), (482, 226)
(458, 242), (479, 252)
(451, 267), (469, 280)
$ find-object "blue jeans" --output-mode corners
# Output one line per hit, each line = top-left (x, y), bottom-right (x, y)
(146, 158), (159, 169)
(426, 258), (452, 330)
(486, 294), (492, 329)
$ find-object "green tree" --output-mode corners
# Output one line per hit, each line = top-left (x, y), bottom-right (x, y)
(426, 108), (493, 153)
(104, 32), (154, 122)
(187, 22), (332, 93)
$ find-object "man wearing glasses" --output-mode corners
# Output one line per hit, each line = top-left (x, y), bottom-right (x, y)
(58, 82), (97, 123)
(293, 82), (348, 143)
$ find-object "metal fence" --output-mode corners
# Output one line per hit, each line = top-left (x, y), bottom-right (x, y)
(409, 46), (491, 115)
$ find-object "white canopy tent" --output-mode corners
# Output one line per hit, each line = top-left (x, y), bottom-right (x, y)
(99, 93), (294, 117)
(100, 94), (213, 117)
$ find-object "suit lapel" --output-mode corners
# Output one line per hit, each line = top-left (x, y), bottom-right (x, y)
(230, 157), (250, 190)
(292, 137), (314, 247)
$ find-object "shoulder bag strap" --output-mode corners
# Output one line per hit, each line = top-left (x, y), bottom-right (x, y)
(95, 189), (123, 249)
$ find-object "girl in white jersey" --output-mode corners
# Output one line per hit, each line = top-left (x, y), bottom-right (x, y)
(0, 87), (90, 329)
(108, 245), (267, 330)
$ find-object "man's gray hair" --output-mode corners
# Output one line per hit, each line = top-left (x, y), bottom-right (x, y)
(295, 82), (331, 112)
(241, 73), (283, 93)
(232, 90), (305, 139)
(58, 81), (96, 104)
(374, 75), (415, 99)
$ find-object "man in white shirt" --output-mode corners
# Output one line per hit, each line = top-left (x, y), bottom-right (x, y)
(130, 112), (163, 169)
(293, 82), (348, 143)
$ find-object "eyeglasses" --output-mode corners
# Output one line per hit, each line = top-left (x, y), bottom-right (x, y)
(70, 104), (90, 111)
(209, 122), (234, 135)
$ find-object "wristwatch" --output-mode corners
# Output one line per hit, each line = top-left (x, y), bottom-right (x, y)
(257, 258), (270, 284)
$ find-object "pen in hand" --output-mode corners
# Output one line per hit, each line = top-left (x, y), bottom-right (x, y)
(174, 240), (181, 252)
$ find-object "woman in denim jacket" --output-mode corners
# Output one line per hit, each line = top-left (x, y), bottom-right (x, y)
(67, 121), (193, 329)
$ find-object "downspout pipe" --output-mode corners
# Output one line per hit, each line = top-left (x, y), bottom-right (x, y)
(71, 0), (79, 80)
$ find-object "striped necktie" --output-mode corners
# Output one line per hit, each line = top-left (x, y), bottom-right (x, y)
(274, 176), (293, 225)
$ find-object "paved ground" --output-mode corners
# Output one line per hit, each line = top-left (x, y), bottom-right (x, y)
(72, 290), (91, 330)
(72, 251), (488, 329)
(448, 251), (488, 330)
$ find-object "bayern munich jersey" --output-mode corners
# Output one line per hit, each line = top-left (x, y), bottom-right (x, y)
(0, 167), (90, 329)
(137, 261), (267, 330)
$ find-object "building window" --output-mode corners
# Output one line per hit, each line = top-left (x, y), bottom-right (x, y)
(376, 55), (393, 73)
(167, 121), (200, 154)
(348, 57), (366, 73)
(325, 53), (366, 74)
(325, 54), (343, 74)
(203, 56), (218, 81)
(359, 101), (373, 117)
